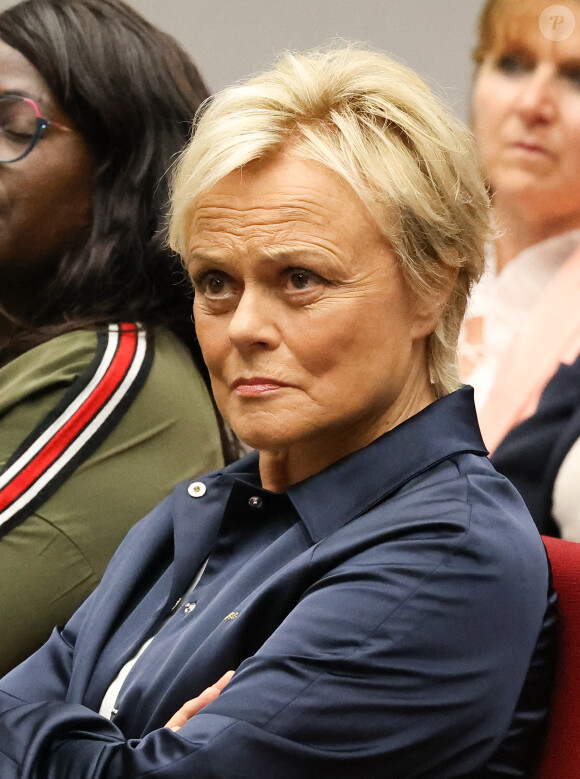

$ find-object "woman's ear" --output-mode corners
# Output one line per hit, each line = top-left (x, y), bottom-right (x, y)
(410, 261), (459, 340)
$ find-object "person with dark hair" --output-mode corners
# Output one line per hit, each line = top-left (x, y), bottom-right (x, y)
(0, 0), (225, 675)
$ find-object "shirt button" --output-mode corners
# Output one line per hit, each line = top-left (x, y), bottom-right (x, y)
(248, 496), (263, 509)
(184, 602), (196, 614)
(188, 481), (206, 498)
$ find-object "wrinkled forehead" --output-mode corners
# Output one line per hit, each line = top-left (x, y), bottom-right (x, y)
(188, 147), (387, 241)
(482, 0), (580, 55)
(185, 151), (385, 258)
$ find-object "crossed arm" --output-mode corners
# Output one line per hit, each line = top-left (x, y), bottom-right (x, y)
(0, 558), (549, 778)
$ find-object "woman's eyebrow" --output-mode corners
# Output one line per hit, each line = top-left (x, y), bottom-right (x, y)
(187, 247), (328, 265)
(259, 247), (328, 263)
(0, 87), (55, 111)
(0, 87), (33, 98)
(491, 35), (533, 56)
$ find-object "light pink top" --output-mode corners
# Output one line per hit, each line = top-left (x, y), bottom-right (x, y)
(461, 232), (580, 452)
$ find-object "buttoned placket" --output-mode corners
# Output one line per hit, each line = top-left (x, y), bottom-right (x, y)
(99, 481), (213, 721)
(102, 482), (273, 723)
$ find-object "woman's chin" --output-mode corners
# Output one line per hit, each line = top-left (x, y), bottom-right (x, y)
(231, 426), (289, 453)
(224, 406), (304, 454)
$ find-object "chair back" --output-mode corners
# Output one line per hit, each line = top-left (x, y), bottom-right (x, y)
(535, 535), (580, 779)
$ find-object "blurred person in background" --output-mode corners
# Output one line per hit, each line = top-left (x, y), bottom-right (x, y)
(463, 0), (580, 538)
(0, 0), (225, 675)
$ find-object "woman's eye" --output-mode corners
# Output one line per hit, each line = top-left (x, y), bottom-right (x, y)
(562, 65), (580, 89)
(206, 276), (227, 296)
(193, 271), (233, 298)
(289, 270), (314, 289)
(2, 128), (34, 141)
(495, 53), (532, 75)
(286, 268), (325, 291)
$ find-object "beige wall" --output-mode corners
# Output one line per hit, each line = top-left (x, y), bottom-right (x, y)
(0, 0), (483, 120)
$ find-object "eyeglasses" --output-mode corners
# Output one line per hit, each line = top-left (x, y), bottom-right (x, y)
(0, 95), (72, 163)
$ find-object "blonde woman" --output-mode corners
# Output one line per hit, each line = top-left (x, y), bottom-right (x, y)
(0, 47), (555, 779)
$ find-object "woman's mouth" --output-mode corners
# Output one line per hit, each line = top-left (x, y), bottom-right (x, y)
(232, 377), (291, 397)
(511, 141), (553, 158)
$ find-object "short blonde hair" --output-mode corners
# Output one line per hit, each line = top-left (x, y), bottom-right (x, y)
(170, 46), (491, 396)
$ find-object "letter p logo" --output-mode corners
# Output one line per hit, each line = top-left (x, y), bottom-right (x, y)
(540, 5), (576, 40)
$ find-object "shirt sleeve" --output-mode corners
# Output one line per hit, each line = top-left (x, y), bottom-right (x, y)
(0, 503), (552, 779)
(0, 328), (223, 676)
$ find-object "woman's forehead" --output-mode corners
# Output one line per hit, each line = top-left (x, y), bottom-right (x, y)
(0, 39), (54, 107)
(190, 156), (366, 227)
(486, 0), (580, 54)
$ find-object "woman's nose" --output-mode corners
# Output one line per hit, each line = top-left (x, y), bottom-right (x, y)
(227, 288), (280, 351)
(514, 68), (557, 125)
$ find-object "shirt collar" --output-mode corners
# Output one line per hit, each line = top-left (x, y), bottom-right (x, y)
(286, 386), (486, 542)
(215, 386), (486, 543)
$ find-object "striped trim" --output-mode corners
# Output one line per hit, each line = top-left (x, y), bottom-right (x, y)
(0, 323), (153, 537)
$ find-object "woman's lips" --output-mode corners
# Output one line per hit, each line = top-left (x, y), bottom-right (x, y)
(511, 141), (553, 158)
(232, 377), (291, 397)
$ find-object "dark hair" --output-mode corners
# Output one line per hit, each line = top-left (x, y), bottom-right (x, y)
(0, 0), (208, 367)
(0, 0), (242, 460)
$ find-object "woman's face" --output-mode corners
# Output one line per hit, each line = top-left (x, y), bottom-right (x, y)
(186, 153), (439, 473)
(0, 40), (95, 274)
(473, 0), (580, 226)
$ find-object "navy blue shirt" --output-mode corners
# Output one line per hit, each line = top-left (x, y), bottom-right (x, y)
(0, 388), (556, 778)
(493, 351), (580, 536)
